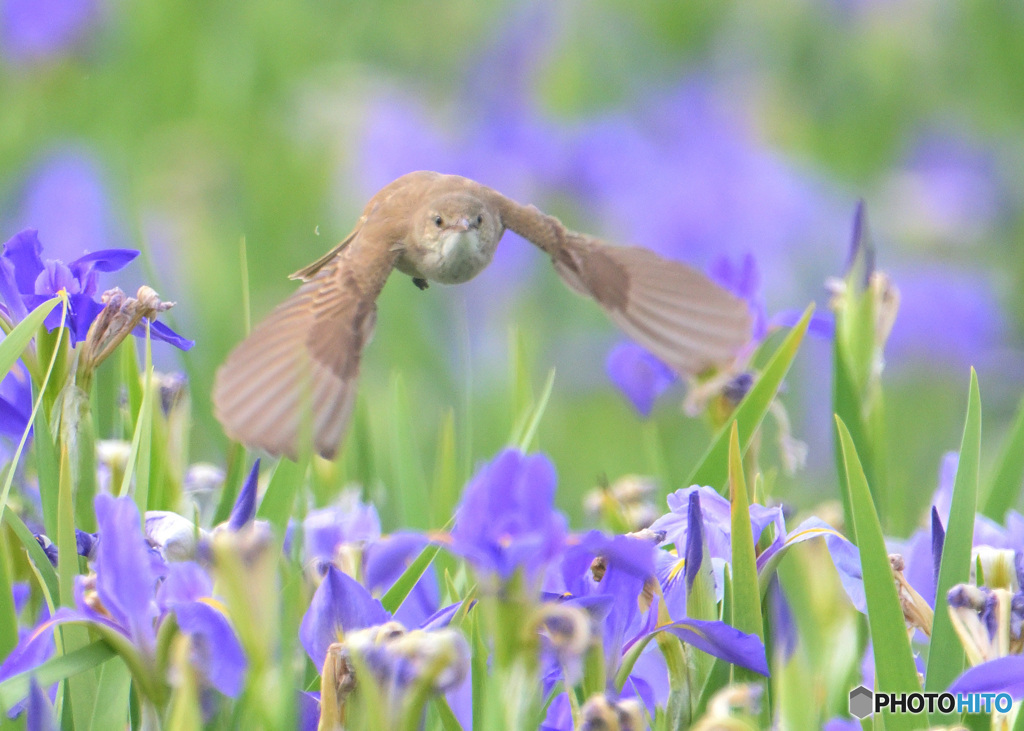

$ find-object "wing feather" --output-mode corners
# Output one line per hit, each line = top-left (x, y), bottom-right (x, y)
(214, 242), (393, 459)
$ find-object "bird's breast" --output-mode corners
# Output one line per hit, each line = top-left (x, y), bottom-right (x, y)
(397, 229), (498, 285)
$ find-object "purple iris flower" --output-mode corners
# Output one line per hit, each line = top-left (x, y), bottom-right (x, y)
(364, 532), (440, 629)
(652, 485), (865, 618)
(0, 495), (247, 704)
(449, 449), (568, 585)
(0, 0), (101, 64)
(0, 229), (192, 349)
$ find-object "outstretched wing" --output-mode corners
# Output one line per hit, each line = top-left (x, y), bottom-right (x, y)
(214, 242), (396, 460)
(494, 196), (752, 376)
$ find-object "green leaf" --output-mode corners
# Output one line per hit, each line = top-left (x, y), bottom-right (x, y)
(256, 457), (308, 534)
(388, 372), (430, 529)
(33, 401), (60, 539)
(981, 391), (1024, 521)
(925, 369), (980, 724)
(0, 537), (17, 660)
(513, 368), (555, 452)
(835, 417), (921, 729)
(86, 658), (131, 731)
(0, 295), (62, 386)
(2, 509), (59, 605)
(728, 423), (765, 643)
(380, 534), (446, 615)
(0, 641), (116, 711)
(430, 696), (464, 731)
(687, 303), (813, 491)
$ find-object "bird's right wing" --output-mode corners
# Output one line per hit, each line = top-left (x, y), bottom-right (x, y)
(495, 196), (752, 376)
(214, 240), (397, 460)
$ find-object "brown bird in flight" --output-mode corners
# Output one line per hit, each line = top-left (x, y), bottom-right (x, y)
(214, 171), (752, 459)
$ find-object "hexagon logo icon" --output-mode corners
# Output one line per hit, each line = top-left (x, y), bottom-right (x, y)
(849, 685), (873, 719)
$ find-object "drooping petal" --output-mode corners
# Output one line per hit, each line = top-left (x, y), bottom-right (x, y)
(665, 618), (769, 676)
(948, 655), (1024, 699)
(173, 601), (247, 698)
(299, 566), (390, 668)
(141, 319), (195, 351)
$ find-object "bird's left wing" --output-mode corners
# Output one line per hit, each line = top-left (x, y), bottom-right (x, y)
(493, 194), (752, 376)
(214, 235), (398, 460)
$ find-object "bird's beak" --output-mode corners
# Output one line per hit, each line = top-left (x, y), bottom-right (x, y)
(447, 218), (471, 233)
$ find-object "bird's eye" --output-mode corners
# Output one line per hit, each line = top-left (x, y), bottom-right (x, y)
(433, 215), (443, 227)
(476, 214), (483, 226)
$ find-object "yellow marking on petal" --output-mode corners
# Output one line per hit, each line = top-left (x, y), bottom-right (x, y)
(784, 527), (845, 545)
(666, 558), (687, 584)
(198, 596), (230, 615)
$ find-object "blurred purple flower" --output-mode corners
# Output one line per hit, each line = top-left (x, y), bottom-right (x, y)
(886, 264), (1005, 372)
(449, 449), (567, 585)
(13, 150), (118, 263)
(879, 131), (1004, 247)
(302, 490), (381, 563)
(0, 0), (101, 64)
(605, 341), (678, 417)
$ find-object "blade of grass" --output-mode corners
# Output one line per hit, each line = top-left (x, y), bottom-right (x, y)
(256, 457), (309, 534)
(981, 392), (1024, 521)
(925, 369), (980, 724)
(0, 295), (62, 383)
(33, 403), (60, 539)
(3, 509), (59, 606)
(515, 368), (555, 452)
(728, 423), (765, 661)
(380, 526), (449, 615)
(835, 416), (921, 729)
(0, 536), (17, 659)
(687, 304), (813, 492)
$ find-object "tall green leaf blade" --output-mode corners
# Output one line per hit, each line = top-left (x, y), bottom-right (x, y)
(0, 642), (116, 710)
(256, 457), (308, 534)
(981, 392), (1024, 521)
(835, 417), (921, 730)
(687, 304), (813, 491)
(0, 537), (17, 660)
(728, 424), (764, 647)
(3, 509), (59, 605)
(33, 401), (60, 538)
(925, 369), (980, 724)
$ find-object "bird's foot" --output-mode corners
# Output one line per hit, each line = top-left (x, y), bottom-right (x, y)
(413, 277), (429, 290)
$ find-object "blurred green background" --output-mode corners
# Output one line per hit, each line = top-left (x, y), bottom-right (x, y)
(2, 0), (1022, 536)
